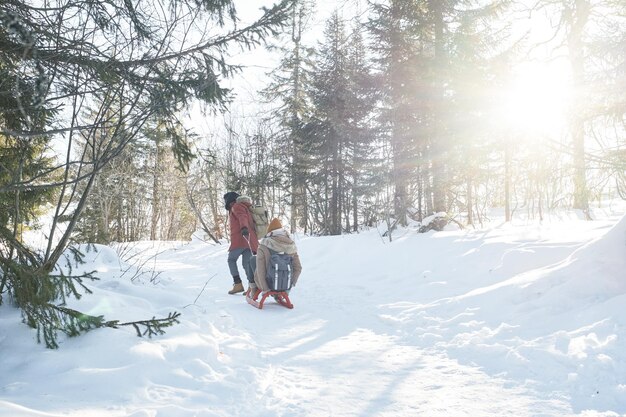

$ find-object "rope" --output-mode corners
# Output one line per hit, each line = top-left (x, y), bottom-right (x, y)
(243, 234), (254, 253)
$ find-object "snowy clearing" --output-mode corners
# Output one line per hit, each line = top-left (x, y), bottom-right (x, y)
(1, 207), (626, 417)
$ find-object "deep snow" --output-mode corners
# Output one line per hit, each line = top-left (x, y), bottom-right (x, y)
(1, 206), (625, 416)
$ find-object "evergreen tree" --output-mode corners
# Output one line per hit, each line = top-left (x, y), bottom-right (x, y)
(368, 0), (512, 224)
(306, 12), (379, 234)
(262, 0), (315, 233)
(308, 11), (350, 234)
(446, 1), (512, 225)
(0, 0), (293, 348)
(368, 0), (424, 225)
(343, 20), (384, 232)
(0, 43), (57, 242)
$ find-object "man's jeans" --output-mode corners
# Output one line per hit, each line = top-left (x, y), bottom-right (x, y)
(228, 248), (253, 283)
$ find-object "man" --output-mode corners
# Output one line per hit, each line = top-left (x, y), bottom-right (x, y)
(223, 192), (259, 294)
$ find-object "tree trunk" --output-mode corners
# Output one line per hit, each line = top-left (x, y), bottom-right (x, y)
(330, 134), (340, 235)
(290, 4), (306, 233)
(430, 0), (446, 214)
(390, 0), (408, 225)
(467, 177), (474, 226)
(43, 167), (99, 272)
(568, 0), (591, 219)
(505, 139), (511, 222)
(151, 139), (161, 240)
(352, 176), (358, 232)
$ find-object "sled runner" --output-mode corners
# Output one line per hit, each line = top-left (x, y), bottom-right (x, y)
(246, 289), (294, 309)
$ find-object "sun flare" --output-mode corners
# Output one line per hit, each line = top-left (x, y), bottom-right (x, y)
(500, 62), (571, 137)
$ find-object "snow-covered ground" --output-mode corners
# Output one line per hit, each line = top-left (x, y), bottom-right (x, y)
(1, 204), (626, 417)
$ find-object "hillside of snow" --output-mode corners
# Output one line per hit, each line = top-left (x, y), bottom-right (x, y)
(1, 207), (625, 417)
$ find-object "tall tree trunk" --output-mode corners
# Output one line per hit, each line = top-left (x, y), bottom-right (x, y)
(43, 167), (99, 272)
(467, 177), (474, 226)
(208, 174), (223, 240)
(330, 133), (339, 235)
(505, 139), (511, 222)
(417, 162), (424, 222)
(390, 0), (408, 225)
(352, 177), (358, 232)
(430, 0), (446, 214)
(289, 3), (309, 233)
(151, 139), (160, 240)
(568, 0), (591, 218)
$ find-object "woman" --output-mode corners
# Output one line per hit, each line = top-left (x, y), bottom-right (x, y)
(248, 218), (302, 298)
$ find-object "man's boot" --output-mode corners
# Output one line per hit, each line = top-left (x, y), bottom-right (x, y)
(228, 282), (244, 294)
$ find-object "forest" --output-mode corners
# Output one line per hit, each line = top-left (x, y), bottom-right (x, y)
(0, 0), (624, 346)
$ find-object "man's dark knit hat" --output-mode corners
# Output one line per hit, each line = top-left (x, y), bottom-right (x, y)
(223, 192), (239, 210)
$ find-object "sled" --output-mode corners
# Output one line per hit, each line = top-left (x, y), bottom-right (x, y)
(246, 289), (294, 309)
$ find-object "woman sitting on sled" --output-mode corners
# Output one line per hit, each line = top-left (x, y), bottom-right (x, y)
(247, 218), (302, 308)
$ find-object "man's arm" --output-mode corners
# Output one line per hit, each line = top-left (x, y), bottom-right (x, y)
(232, 203), (251, 232)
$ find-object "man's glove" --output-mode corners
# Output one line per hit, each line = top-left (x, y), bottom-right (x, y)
(241, 227), (249, 237)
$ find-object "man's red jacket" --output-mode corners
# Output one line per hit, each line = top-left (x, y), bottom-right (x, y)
(228, 200), (259, 252)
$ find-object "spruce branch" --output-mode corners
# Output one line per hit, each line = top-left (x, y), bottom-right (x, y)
(23, 303), (181, 348)
(117, 312), (182, 338)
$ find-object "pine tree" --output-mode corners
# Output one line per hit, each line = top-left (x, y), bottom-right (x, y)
(0, 42), (58, 241)
(0, 0), (294, 348)
(446, 1), (512, 225)
(343, 20), (383, 232)
(262, 0), (315, 233)
(306, 12), (379, 234)
(368, 0), (424, 225)
(307, 11), (349, 234)
(368, 0), (513, 224)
